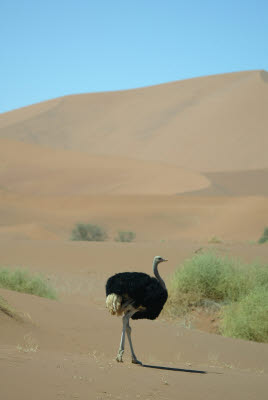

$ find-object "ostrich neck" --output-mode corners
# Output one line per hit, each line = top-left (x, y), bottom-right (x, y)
(153, 260), (166, 290)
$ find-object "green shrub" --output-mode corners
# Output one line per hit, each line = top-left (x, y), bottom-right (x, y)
(258, 227), (268, 244)
(0, 268), (57, 299)
(220, 287), (268, 342)
(164, 252), (268, 342)
(71, 223), (108, 241)
(167, 252), (260, 306)
(115, 231), (136, 242)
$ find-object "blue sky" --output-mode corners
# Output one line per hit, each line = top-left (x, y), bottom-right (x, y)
(1, 0), (267, 113)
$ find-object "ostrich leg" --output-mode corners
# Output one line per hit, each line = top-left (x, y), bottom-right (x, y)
(116, 310), (133, 362)
(126, 320), (142, 365)
(116, 315), (127, 362)
(116, 310), (138, 363)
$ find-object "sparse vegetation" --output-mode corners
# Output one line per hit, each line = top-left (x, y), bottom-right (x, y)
(208, 236), (222, 244)
(17, 333), (39, 353)
(115, 231), (136, 242)
(220, 287), (268, 342)
(164, 252), (268, 342)
(0, 268), (57, 299)
(258, 227), (268, 244)
(0, 295), (17, 318)
(71, 223), (108, 242)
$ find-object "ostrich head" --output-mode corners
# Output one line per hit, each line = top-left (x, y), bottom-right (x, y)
(154, 256), (168, 264)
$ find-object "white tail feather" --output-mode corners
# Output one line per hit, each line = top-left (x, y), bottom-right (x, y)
(106, 294), (123, 316)
(106, 294), (138, 316)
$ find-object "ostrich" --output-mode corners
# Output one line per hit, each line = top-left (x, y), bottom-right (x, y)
(105, 256), (168, 364)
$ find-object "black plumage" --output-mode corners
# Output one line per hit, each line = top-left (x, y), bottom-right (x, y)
(106, 271), (168, 320)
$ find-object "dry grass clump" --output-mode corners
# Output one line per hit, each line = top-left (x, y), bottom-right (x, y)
(0, 268), (57, 299)
(115, 231), (136, 242)
(71, 223), (108, 241)
(0, 295), (17, 318)
(164, 252), (268, 342)
(208, 236), (222, 244)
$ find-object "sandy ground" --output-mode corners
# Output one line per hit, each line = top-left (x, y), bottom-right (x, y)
(0, 241), (268, 400)
(0, 70), (268, 399)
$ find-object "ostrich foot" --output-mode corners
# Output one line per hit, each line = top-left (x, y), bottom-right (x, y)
(116, 350), (124, 362)
(132, 358), (142, 365)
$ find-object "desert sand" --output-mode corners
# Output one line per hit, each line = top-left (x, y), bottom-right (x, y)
(0, 70), (268, 399)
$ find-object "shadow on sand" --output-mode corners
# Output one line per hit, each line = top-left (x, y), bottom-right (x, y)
(142, 364), (207, 374)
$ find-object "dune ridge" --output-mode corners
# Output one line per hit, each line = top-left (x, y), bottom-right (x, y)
(1, 70), (267, 172)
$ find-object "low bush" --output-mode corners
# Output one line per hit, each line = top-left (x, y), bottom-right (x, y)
(71, 223), (108, 241)
(166, 252), (262, 306)
(0, 268), (57, 299)
(115, 231), (136, 242)
(164, 252), (268, 342)
(258, 227), (268, 244)
(220, 287), (268, 342)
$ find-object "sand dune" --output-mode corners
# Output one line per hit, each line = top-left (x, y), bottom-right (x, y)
(0, 138), (209, 196)
(1, 70), (267, 172)
(0, 70), (267, 241)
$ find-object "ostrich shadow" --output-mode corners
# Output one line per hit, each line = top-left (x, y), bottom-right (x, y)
(141, 364), (207, 374)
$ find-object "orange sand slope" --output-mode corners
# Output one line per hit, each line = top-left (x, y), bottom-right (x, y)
(0, 70), (267, 241)
(0, 138), (209, 195)
(1, 191), (267, 241)
(1, 70), (267, 172)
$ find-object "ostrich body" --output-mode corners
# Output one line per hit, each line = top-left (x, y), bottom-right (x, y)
(105, 256), (168, 364)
